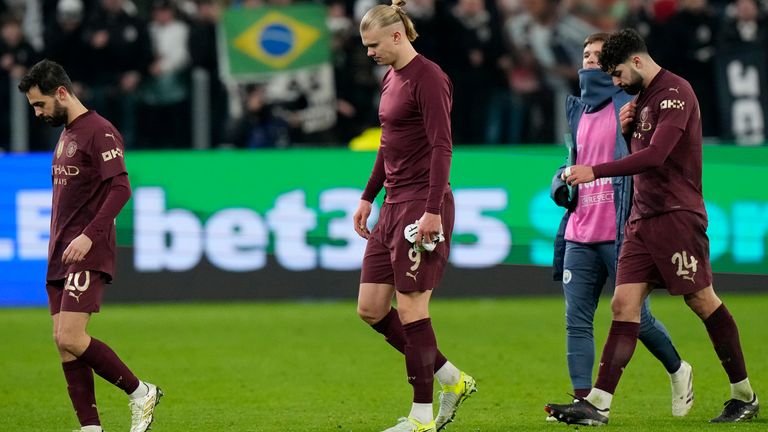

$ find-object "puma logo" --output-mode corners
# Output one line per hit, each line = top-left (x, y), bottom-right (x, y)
(105, 133), (117, 143)
(669, 86), (679, 93)
(67, 291), (84, 303)
(406, 271), (418, 282)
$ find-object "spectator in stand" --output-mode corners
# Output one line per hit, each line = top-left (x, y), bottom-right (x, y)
(440, 0), (507, 144)
(137, 0), (191, 149)
(718, 0), (768, 47)
(226, 84), (290, 148)
(0, 15), (41, 151)
(406, 0), (441, 62)
(506, 0), (596, 143)
(620, 0), (669, 58)
(188, 0), (229, 147)
(3, 0), (44, 51)
(81, 0), (152, 149)
(329, 0), (379, 143)
(44, 0), (91, 98)
(664, 0), (721, 137)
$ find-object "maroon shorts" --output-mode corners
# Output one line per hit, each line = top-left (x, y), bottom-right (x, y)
(360, 191), (455, 292)
(46, 270), (107, 315)
(617, 211), (712, 295)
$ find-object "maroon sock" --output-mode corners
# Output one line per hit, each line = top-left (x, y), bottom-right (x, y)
(62, 359), (100, 426)
(574, 388), (591, 398)
(371, 308), (448, 372)
(704, 304), (748, 383)
(594, 321), (640, 394)
(403, 318), (437, 403)
(78, 338), (140, 394)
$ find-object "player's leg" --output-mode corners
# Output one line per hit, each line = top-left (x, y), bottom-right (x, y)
(652, 211), (757, 422)
(48, 280), (101, 431)
(394, 289), (437, 430)
(562, 241), (604, 398)
(358, 221), (406, 349)
(637, 297), (694, 417)
(637, 298), (680, 373)
(357, 234), (453, 372)
(684, 285), (759, 422)
(599, 236), (683, 377)
(56, 271), (162, 432)
(545, 282), (651, 426)
(591, 282), (651, 404)
(399, 194), (474, 431)
(612, 232), (692, 419)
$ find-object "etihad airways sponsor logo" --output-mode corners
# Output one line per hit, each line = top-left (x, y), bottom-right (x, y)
(52, 165), (80, 176)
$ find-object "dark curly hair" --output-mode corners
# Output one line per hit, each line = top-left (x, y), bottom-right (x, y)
(599, 29), (648, 74)
(18, 59), (73, 95)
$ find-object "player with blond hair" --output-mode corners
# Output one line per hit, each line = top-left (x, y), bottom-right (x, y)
(353, 1), (476, 431)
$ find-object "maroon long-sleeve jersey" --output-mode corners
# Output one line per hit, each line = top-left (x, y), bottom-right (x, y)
(361, 54), (453, 214)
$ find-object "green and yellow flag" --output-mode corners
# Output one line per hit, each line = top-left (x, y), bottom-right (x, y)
(220, 4), (330, 79)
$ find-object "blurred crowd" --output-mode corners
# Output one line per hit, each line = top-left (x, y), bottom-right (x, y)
(1, 0), (767, 151)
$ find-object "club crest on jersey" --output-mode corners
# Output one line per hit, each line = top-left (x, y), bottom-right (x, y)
(660, 99), (685, 110)
(639, 106), (652, 132)
(101, 148), (123, 161)
(66, 141), (78, 157)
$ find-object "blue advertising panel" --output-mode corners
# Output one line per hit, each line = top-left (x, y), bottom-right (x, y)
(0, 153), (51, 306)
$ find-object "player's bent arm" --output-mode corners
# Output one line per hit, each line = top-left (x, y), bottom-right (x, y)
(592, 125), (683, 178)
(82, 173), (132, 241)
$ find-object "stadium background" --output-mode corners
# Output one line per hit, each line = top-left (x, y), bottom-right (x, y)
(1, 0), (767, 430)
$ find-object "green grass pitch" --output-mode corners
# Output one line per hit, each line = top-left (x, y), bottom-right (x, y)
(1, 294), (766, 431)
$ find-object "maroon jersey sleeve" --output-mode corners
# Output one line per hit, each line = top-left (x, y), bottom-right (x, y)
(654, 84), (694, 132)
(361, 150), (385, 202)
(91, 127), (128, 180)
(593, 83), (694, 179)
(82, 174), (132, 241)
(593, 125), (683, 178)
(414, 69), (453, 214)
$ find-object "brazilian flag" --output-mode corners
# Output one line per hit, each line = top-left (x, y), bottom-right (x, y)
(220, 4), (330, 79)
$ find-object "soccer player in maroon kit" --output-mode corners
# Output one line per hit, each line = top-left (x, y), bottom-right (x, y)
(546, 29), (759, 425)
(18, 59), (162, 432)
(352, 2), (476, 431)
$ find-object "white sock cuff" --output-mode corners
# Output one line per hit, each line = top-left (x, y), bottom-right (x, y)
(669, 360), (688, 379)
(731, 377), (754, 402)
(435, 361), (460, 386)
(129, 381), (148, 399)
(586, 388), (613, 412)
(409, 402), (434, 424)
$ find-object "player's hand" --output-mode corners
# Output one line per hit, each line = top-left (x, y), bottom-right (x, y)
(353, 200), (372, 239)
(62, 234), (93, 265)
(416, 212), (442, 246)
(620, 100), (637, 135)
(564, 165), (595, 187)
